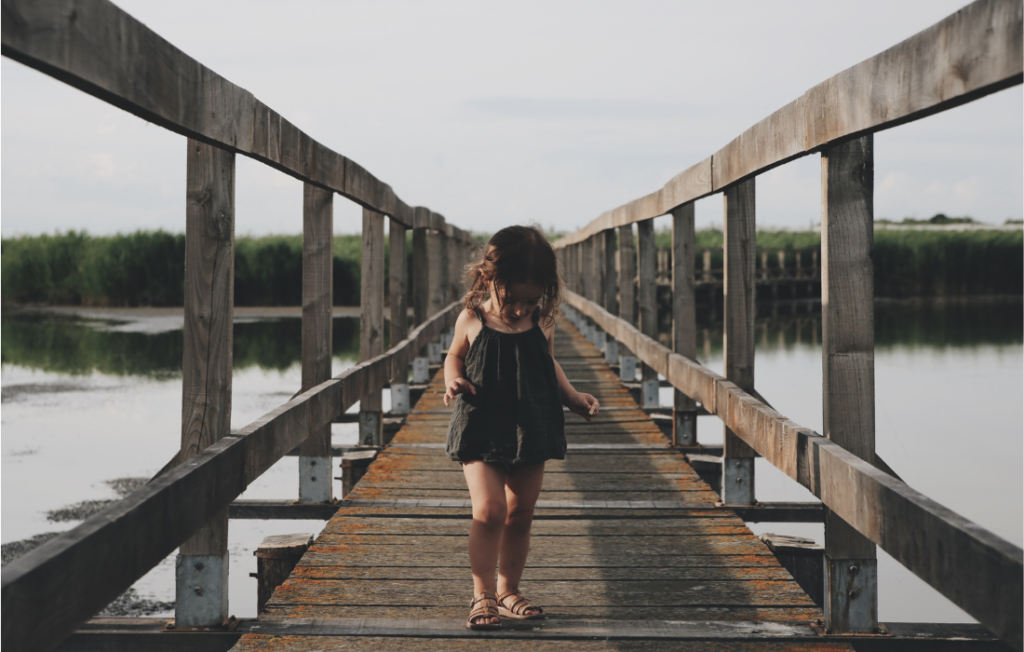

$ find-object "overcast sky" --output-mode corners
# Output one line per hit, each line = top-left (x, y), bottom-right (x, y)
(2, 0), (1021, 237)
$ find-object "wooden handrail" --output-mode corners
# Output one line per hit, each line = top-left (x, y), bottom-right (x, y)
(553, 0), (1022, 248)
(0, 0), (474, 242)
(563, 290), (1023, 646)
(0, 303), (462, 652)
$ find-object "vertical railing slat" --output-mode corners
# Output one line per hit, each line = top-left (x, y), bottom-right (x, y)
(636, 219), (658, 407)
(412, 226), (430, 383)
(721, 178), (757, 505)
(389, 218), (410, 414)
(821, 134), (878, 632)
(177, 139), (235, 627)
(671, 203), (698, 446)
(359, 208), (385, 446)
(298, 184), (334, 502)
(617, 225), (637, 381)
(602, 229), (620, 364)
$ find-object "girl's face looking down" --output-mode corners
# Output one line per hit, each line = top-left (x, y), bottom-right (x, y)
(486, 279), (544, 324)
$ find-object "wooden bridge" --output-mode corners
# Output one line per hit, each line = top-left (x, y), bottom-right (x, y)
(2, 1), (1022, 651)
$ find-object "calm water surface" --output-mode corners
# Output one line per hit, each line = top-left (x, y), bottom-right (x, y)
(2, 299), (1021, 621)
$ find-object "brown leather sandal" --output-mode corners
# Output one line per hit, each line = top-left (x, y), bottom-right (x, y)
(497, 589), (545, 620)
(466, 592), (501, 629)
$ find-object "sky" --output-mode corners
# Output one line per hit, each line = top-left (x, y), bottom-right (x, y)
(2, 0), (1021, 237)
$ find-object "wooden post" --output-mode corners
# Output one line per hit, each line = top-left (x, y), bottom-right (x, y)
(821, 134), (878, 633)
(703, 249), (712, 283)
(359, 208), (385, 447)
(580, 236), (595, 342)
(298, 184), (333, 503)
(426, 230), (445, 363)
(636, 218), (658, 408)
(592, 234), (607, 350)
(721, 178), (756, 505)
(447, 225), (460, 308)
(389, 218), (410, 414)
(603, 229), (619, 364)
(254, 534), (312, 614)
(176, 139), (234, 627)
(413, 227), (430, 326)
(672, 203), (698, 446)
(412, 226), (430, 383)
(618, 225), (637, 381)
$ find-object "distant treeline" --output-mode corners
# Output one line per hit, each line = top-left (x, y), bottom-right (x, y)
(1, 232), (370, 307)
(2, 228), (1021, 306)
(654, 228), (1023, 298)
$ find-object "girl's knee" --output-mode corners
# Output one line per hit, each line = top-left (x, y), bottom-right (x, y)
(474, 499), (507, 528)
(505, 507), (535, 531)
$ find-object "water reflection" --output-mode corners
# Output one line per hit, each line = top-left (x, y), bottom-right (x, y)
(0, 313), (361, 376)
(665, 298), (1023, 362)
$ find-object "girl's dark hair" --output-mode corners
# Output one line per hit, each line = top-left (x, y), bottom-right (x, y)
(463, 225), (562, 327)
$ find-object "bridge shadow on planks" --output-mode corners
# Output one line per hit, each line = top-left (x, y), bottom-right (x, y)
(231, 316), (839, 651)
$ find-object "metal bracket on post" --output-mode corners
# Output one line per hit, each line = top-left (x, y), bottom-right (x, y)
(673, 410), (697, 447)
(426, 342), (442, 364)
(298, 456), (331, 503)
(412, 357), (430, 383)
(823, 557), (879, 633)
(174, 554), (229, 628)
(620, 355), (636, 382)
(391, 383), (410, 414)
(604, 338), (619, 364)
(359, 410), (382, 448)
(593, 326), (606, 352)
(721, 457), (755, 505)
(641, 378), (659, 408)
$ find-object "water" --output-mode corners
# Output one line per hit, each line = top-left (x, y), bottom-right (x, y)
(2, 299), (1021, 622)
(660, 297), (1023, 623)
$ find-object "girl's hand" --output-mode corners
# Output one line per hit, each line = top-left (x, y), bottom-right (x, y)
(569, 392), (600, 421)
(444, 377), (477, 407)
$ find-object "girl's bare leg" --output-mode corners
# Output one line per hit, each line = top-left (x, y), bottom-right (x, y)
(497, 462), (545, 615)
(462, 461), (508, 625)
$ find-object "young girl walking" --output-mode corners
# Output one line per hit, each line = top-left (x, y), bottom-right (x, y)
(443, 225), (599, 629)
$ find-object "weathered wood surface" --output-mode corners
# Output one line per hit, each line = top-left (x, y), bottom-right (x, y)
(55, 618), (1010, 652)
(232, 317), (845, 651)
(561, 289), (1024, 647)
(0, 0), (478, 240)
(298, 184), (333, 496)
(389, 219), (408, 348)
(553, 0), (1021, 247)
(820, 134), (878, 631)
(179, 139), (235, 558)
(722, 179), (757, 484)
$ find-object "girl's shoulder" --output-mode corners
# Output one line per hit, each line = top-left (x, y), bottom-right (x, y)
(456, 306), (485, 348)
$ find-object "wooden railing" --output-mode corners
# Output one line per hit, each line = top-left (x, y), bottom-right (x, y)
(1, 1), (477, 650)
(553, 0), (1023, 647)
(654, 246), (819, 285)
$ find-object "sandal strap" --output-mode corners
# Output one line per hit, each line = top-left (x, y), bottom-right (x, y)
(498, 590), (542, 615)
(469, 593), (498, 622)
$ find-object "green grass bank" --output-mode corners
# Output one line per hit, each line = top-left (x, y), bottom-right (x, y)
(2, 228), (1021, 306)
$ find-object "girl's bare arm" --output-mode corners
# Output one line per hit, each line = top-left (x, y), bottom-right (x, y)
(443, 309), (478, 407)
(546, 321), (599, 420)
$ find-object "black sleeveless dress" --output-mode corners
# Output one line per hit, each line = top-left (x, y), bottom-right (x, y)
(446, 308), (567, 472)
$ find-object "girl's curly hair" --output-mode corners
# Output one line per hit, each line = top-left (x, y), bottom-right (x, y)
(462, 225), (562, 327)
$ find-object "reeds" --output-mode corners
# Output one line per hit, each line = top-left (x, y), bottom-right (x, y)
(1, 231), (367, 306)
(3, 228), (1020, 306)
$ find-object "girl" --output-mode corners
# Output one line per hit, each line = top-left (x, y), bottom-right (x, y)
(443, 225), (599, 629)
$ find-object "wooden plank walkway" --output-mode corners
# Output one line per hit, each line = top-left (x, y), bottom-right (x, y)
(231, 317), (850, 651)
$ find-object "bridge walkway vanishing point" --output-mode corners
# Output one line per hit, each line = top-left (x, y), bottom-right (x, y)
(231, 315), (845, 652)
